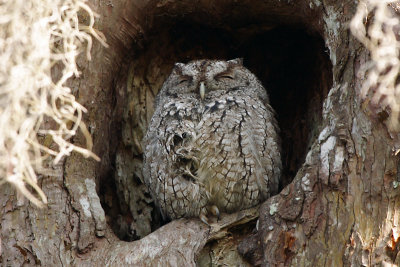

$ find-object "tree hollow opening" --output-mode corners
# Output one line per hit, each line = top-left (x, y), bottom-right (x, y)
(101, 10), (332, 241)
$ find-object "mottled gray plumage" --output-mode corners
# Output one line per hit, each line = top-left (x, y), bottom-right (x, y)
(143, 59), (281, 222)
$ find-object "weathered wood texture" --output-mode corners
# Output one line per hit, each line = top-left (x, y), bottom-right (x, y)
(2, 0), (400, 266)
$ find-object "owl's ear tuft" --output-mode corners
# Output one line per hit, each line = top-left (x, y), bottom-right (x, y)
(173, 62), (185, 71)
(228, 58), (243, 65)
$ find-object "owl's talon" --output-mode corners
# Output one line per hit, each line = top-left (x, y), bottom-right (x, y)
(199, 212), (209, 226)
(210, 205), (220, 220)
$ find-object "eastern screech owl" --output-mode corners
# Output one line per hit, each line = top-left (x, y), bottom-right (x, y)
(143, 59), (281, 224)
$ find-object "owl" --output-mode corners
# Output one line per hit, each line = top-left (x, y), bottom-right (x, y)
(143, 59), (281, 224)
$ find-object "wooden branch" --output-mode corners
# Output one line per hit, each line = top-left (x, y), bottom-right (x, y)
(104, 207), (259, 266)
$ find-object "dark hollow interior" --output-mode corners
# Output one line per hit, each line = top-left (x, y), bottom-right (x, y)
(102, 19), (332, 240)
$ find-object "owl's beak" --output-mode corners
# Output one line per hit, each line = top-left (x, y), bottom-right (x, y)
(200, 82), (206, 100)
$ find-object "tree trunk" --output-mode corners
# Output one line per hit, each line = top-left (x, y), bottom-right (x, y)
(2, 0), (400, 266)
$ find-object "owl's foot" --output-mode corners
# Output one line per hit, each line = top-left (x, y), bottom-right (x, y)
(210, 205), (220, 221)
(199, 205), (220, 225)
(199, 211), (209, 226)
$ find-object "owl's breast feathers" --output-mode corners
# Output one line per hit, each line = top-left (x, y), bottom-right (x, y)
(159, 98), (202, 181)
(190, 90), (280, 212)
(157, 90), (277, 212)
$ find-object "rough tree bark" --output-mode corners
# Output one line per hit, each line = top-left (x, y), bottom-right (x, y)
(1, 0), (400, 266)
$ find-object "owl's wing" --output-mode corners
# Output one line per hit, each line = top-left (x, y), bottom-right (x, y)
(143, 99), (207, 219)
(231, 94), (281, 200)
(195, 91), (281, 212)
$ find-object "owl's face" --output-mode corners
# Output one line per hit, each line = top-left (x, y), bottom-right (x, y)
(161, 59), (260, 101)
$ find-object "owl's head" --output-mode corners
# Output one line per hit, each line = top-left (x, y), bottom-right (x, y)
(159, 58), (268, 103)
